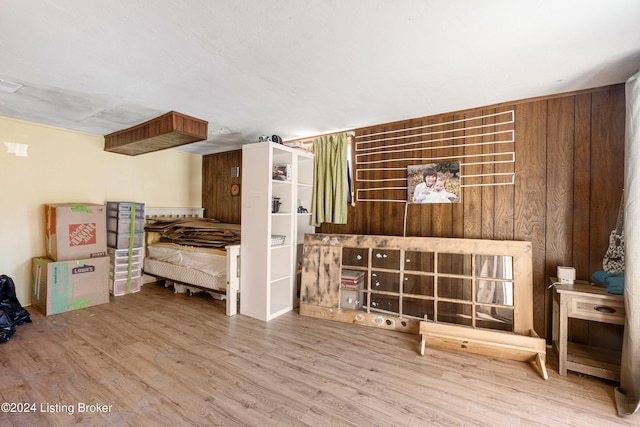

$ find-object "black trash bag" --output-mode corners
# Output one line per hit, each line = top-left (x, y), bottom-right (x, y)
(0, 275), (31, 326)
(0, 309), (16, 343)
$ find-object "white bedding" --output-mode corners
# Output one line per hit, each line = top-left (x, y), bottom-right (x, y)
(144, 242), (228, 292)
(147, 242), (227, 278)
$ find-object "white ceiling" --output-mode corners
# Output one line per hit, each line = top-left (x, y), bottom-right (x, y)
(1, 0), (639, 155)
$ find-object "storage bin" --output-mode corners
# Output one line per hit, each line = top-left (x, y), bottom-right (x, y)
(109, 267), (142, 281)
(107, 216), (145, 233)
(110, 274), (142, 296)
(107, 246), (144, 260)
(110, 260), (143, 274)
(107, 231), (144, 249)
(107, 202), (145, 219)
(271, 235), (286, 246)
(109, 253), (144, 267)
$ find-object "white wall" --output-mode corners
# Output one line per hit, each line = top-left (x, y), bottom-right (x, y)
(0, 116), (202, 306)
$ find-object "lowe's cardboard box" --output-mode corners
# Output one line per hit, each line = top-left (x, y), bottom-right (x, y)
(32, 256), (110, 316)
(45, 203), (107, 261)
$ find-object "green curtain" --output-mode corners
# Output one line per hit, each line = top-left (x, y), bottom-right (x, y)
(311, 133), (348, 226)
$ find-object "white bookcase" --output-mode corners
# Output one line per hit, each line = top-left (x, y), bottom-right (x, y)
(240, 142), (314, 321)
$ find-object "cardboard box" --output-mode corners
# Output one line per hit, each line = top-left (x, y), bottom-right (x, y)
(32, 256), (110, 316)
(45, 203), (107, 261)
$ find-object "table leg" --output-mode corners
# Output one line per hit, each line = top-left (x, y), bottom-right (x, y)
(558, 293), (568, 376)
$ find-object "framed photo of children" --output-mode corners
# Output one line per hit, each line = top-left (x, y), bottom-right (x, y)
(407, 161), (461, 204)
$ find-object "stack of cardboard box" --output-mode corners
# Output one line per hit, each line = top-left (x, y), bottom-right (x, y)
(32, 203), (110, 316)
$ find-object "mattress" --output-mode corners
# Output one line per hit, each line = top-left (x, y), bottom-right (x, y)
(144, 242), (227, 292)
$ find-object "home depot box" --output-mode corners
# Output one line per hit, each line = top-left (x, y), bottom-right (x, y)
(45, 203), (107, 261)
(32, 256), (110, 316)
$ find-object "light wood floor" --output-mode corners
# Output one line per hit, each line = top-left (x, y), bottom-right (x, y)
(0, 282), (636, 427)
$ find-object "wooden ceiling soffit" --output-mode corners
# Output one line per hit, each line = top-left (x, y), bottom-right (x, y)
(104, 111), (208, 155)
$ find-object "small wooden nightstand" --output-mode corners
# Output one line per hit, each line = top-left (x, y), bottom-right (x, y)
(552, 281), (624, 381)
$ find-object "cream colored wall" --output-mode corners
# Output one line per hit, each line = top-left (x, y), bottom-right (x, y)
(0, 116), (202, 306)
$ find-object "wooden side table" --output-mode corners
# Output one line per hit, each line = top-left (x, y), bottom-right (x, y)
(552, 281), (624, 381)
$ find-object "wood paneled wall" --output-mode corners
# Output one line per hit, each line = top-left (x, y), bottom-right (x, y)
(202, 84), (626, 342)
(202, 149), (242, 224)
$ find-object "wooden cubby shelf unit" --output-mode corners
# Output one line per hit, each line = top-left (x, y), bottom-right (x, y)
(300, 233), (547, 379)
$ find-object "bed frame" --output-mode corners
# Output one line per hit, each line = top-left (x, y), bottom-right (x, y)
(144, 207), (240, 316)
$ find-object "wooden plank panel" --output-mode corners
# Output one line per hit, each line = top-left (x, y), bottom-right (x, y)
(514, 100), (547, 336)
(361, 126), (380, 235)
(572, 93), (592, 278)
(493, 106), (515, 240)
(202, 149), (242, 223)
(451, 113), (466, 238)
(586, 87), (625, 349)
(317, 245), (342, 308)
(431, 115), (453, 238)
(411, 118), (434, 236)
(481, 108), (496, 239)
(380, 121), (405, 236)
(545, 96), (575, 343)
(589, 87), (626, 274)
(300, 243), (321, 305)
(546, 97), (575, 272)
(405, 119), (423, 237)
(417, 118), (434, 237)
(462, 111), (483, 239)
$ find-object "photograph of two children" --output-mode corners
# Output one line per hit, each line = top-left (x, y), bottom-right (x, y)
(407, 161), (461, 204)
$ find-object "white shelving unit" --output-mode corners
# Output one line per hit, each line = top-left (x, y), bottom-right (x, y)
(240, 142), (314, 321)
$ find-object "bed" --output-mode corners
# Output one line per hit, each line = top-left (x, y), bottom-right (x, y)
(143, 207), (241, 316)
